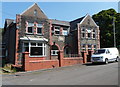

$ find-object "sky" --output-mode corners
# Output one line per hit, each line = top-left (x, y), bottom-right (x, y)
(0, 2), (119, 28)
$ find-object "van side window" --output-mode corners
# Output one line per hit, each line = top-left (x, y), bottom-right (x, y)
(106, 50), (110, 54)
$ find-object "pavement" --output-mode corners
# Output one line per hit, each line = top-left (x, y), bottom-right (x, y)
(2, 62), (119, 85)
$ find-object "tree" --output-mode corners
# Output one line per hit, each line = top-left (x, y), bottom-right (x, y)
(92, 9), (120, 48)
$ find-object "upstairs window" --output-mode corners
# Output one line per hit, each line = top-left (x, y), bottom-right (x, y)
(27, 23), (34, 33)
(88, 44), (92, 49)
(62, 27), (68, 36)
(37, 24), (43, 34)
(54, 26), (60, 35)
(88, 33), (91, 38)
(93, 29), (96, 39)
(93, 34), (96, 38)
(82, 33), (85, 38)
(34, 9), (37, 16)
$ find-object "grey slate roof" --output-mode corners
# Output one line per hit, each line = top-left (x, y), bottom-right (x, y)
(70, 16), (85, 30)
(50, 19), (70, 26)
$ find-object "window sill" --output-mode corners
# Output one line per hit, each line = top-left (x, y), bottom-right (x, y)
(51, 55), (58, 56)
(36, 34), (43, 36)
(29, 56), (46, 57)
(25, 33), (34, 35)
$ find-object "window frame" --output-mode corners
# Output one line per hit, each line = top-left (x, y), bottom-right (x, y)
(54, 26), (60, 35)
(27, 23), (34, 34)
(36, 24), (43, 35)
(81, 28), (86, 38)
(23, 42), (46, 57)
(51, 50), (59, 56)
(62, 27), (68, 36)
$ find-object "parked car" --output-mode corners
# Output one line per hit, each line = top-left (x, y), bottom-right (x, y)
(91, 47), (119, 64)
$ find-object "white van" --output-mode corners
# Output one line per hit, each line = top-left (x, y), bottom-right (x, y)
(91, 48), (119, 64)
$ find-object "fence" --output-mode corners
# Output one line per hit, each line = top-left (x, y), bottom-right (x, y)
(64, 54), (81, 57)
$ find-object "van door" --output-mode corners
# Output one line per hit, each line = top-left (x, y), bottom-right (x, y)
(106, 49), (112, 61)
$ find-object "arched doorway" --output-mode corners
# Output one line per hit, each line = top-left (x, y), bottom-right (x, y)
(64, 46), (71, 57)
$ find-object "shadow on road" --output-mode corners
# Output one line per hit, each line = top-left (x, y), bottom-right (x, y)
(83, 62), (109, 66)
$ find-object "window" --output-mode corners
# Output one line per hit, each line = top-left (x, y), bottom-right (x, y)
(37, 24), (42, 34)
(37, 27), (42, 34)
(54, 26), (60, 35)
(94, 45), (96, 49)
(27, 23), (34, 33)
(81, 28), (86, 38)
(34, 9), (37, 16)
(23, 43), (29, 52)
(88, 33), (91, 38)
(88, 44), (92, 49)
(93, 34), (96, 38)
(81, 44), (86, 49)
(93, 29), (96, 39)
(23, 42), (46, 57)
(62, 27), (68, 36)
(51, 45), (59, 55)
(82, 28), (86, 32)
(82, 33), (85, 38)
(30, 47), (43, 56)
(30, 43), (46, 56)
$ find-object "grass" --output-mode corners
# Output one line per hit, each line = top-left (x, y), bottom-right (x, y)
(1, 64), (17, 74)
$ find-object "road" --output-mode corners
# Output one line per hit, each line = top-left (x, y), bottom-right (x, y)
(2, 62), (118, 85)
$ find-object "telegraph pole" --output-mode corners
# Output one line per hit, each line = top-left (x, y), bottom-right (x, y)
(113, 17), (116, 47)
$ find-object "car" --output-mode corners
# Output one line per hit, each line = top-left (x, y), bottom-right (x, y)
(91, 47), (119, 64)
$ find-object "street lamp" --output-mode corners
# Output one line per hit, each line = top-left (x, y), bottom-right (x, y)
(113, 17), (116, 47)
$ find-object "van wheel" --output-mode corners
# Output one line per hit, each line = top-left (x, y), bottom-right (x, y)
(105, 59), (108, 64)
(116, 57), (119, 62)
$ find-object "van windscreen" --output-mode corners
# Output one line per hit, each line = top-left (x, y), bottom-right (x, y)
(94, 49), (105, 54)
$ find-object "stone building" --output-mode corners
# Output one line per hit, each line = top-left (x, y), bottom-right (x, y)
(2, 3), (100, 71)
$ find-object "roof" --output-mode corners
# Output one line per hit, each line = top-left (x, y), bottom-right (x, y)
(50, 19), (70, 26)
(4, 19), (15, 28)
(70, 16), (85, 29)
(20, 3), (48, 19)
(70, 16), (85, 24)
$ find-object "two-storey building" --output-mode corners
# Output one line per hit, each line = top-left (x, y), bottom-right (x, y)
(2, 3), (100, 71)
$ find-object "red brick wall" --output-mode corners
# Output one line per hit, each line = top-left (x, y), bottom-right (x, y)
(27, 60), (59, 71)
(22, 52), (59, 71)
(23, 51), (85, 71)
(62, 57), (83, 67)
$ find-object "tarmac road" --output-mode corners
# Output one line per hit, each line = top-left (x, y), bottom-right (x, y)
(2, 62), (118, 85)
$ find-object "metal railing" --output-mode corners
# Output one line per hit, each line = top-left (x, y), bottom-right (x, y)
(64, 54), (81, 58)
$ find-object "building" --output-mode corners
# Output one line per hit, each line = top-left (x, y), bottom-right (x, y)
(2, 3), (100, 71)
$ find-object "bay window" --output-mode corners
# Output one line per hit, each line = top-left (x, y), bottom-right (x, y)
(23, 42), (46, 57)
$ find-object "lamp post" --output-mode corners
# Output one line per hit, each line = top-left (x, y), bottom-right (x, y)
(113, 17), (116, 47)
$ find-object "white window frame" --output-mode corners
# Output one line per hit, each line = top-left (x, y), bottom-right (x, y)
(54, 26), (60, 35)
(23, 42), (46, 57)
(62, 27), (68, 36)
(51, 50), (59, 56)
(92, 29), (96, 39)
(36, 24), (43, 35)
(81, 28), (86, 38)
(27, 23), (34, 34)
